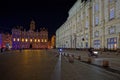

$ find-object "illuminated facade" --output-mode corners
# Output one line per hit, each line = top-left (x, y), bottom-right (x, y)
(0, 33), (12, 49)
(51, 35), (56, 48)
(56, 0), (120, 50)
(12, 20), (48, 49)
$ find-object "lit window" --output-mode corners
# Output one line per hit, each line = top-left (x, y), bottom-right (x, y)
(17, 38), (20, 42)
(41, 39), (43, 42)
(45, 39), (47, 42)
(22, 38), (24, 42)
(81, 13), (83, 20)
(30, 39), (32, 42)
(25, 39), (28, 42)
(13, 38), (16, 41)
(114, 44), (117, 50)
(86, 34), (88, 40)
(34, 39), (37, 42)
(110, 7), (115, 20)
(38, 39), (40, 42)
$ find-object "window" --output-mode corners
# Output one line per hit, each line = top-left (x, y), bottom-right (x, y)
(86, 42), (88, 48)
(81, 12), (83, 20)
(107, 37), (117, 50)
(30, 39), (32, 42)
(109, 27), (115, 34)
(22, 38), (24, 42)
(45, 39), (47, 42)
(86, 34), (88, 40)
(94, 4), (99, 12)
(41, 39), (43, 42)
(38, 39), (40, 42)
(34, 39), (37, 42)
(85, 21), (89, 29)
(13, 38), (16, 41)
(110, 7), (115, 20)
(94, 31), (99, 37)
(25, 39), (28, 42)
(17, 38), (20, 42)
(95, 16), (99, 25)
(94, 40), (100, 49)
(109, 0), (113, 3)
(86, 9), (88, 17)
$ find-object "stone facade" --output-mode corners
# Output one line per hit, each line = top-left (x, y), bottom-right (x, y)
(56, 0), (120, 50)
(12, 20), (48, 49)
(0, 33), (12, 49)
(51, 35), (56, 48)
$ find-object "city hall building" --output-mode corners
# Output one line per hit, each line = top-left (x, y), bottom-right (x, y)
(12, 20), (48, 49)
(56, 0), (120, 51)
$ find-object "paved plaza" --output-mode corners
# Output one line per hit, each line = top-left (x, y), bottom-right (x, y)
(0, 49), (120, 80)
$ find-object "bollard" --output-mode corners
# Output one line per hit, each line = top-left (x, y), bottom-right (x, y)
(69, 56), (74, 63)
(78, 56), (81, 60)
(102, 60), (109, 67)
(87, 57), (92, 63)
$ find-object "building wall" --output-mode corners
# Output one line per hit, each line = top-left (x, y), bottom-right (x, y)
(12, 20), (48, 49)
(56, 0), (120, 50)
(51, 35), (56, 48)
(0, 33), (12, 49)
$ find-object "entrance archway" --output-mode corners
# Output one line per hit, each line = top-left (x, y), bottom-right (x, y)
(30, 44), (32, 48)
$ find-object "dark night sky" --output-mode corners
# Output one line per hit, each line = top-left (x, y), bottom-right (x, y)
(0, 0), (79, 38)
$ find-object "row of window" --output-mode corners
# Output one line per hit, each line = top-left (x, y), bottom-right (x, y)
(13, 38), (47, 43)
(94, 1), (115, 26)
(94, 26), (116, 38)
(107, 37), (117, 50)
(93, 37), (117, 50)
